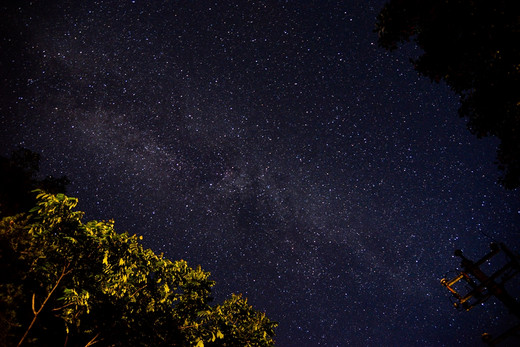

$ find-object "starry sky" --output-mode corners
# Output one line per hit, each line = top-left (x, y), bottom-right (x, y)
(1, 1), (520, 345)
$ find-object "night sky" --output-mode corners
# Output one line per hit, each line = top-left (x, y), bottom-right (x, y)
(2, 1), (520, 345)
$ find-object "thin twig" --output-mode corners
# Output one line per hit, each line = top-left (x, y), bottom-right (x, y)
(52, 301), (75, 311)
(130, 284), (147, 298)
(84, 332), (100, 347)
(31, 294), (36, 315)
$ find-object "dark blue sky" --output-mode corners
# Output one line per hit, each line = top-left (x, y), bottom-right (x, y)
(2, 1), (519, 345)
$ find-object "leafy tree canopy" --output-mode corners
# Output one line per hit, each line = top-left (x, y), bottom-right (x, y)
(0, 191), (277, 346)
(375, 0), (520, 188)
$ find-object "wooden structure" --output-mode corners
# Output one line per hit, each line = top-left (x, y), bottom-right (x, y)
(440, 243), (520, 345)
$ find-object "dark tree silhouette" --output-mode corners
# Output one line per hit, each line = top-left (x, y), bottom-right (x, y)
(375, 0), (520, 189)
(0, 148), (70, 217)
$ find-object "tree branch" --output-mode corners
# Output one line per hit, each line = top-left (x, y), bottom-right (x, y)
(130, 284), (147, 298)
(84, 332), (100, 347)
(17, 264), (71, 347)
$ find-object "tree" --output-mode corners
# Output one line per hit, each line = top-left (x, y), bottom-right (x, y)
(0, 148), (69, 218)
(0, 191), (277, 346)
(375, 0), (520, 189)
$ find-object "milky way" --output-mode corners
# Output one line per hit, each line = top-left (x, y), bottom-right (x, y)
(2, 1), (519, 345)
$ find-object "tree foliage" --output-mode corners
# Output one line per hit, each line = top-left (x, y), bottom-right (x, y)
(0, 191), (277, 346)
(375, 0), (520, 188)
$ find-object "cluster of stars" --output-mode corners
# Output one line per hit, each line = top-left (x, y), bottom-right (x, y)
(1, 0), (519, 345)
